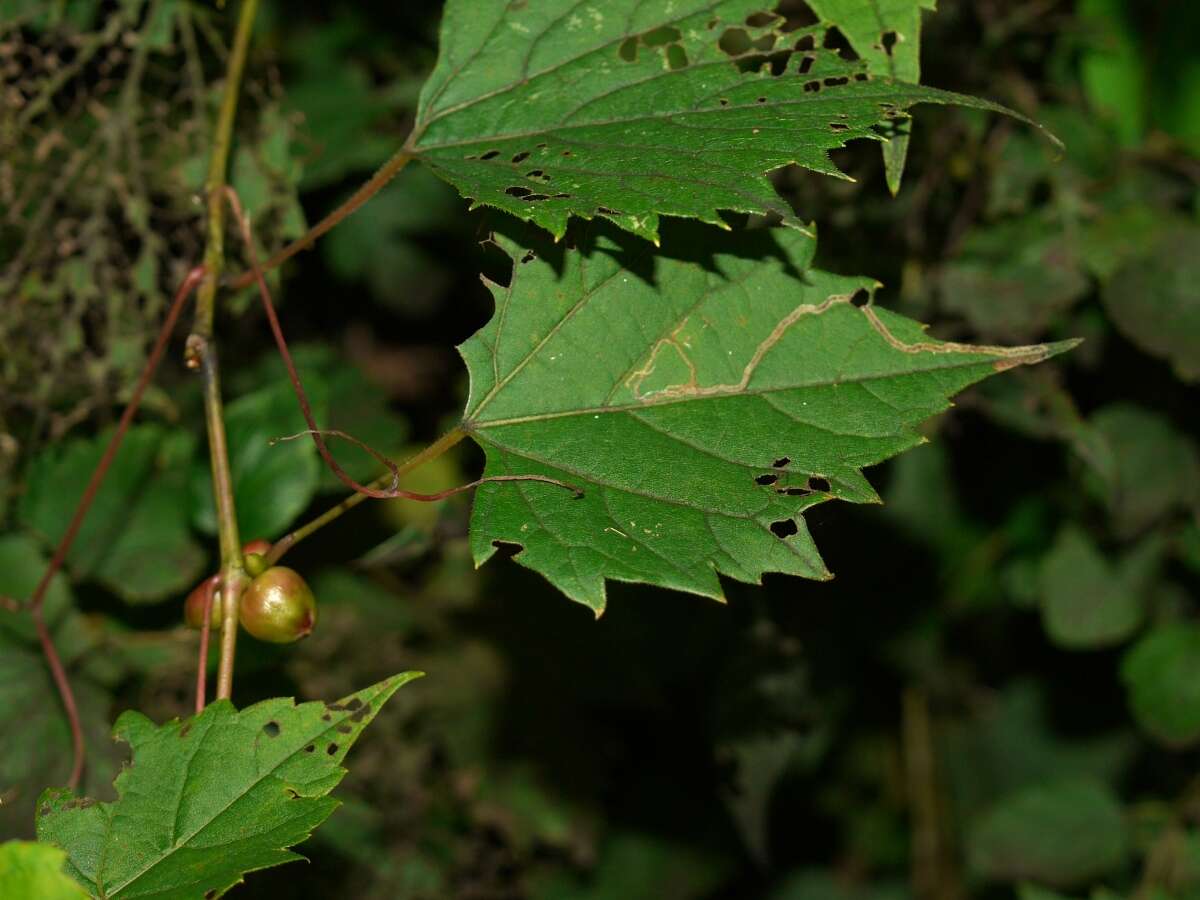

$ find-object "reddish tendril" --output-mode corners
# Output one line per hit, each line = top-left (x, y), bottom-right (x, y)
(223, 187), (583, 502)
(195, 575), (218, 714)
(28, 265), (207, 790)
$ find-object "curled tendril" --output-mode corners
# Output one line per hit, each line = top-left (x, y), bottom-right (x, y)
(224, 187), (584, 504)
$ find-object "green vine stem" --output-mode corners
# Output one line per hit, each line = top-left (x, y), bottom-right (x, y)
(188, 0), (260, 702)
(263, 428), (468, 568)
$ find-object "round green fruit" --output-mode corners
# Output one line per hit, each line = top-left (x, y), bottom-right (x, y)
(238, 566), (316, 643)
(184, 574), (222, 630)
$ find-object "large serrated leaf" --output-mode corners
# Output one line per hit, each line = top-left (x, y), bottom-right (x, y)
(409, 0), (1023, 241)
(458, 223), (1074, 612)
(36, 673), (422, 899)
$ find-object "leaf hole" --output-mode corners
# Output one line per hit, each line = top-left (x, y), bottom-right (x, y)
(829, 122), (849, 132)
(304, 744), (316, 752)
(642, 25), (681, 47)
(881, 30), (898, 55)
(718, 27), (751, 56)
(597, 206), (622, 216)
(327, 743), (339, 756)
(772, 457), (790, 468)
(823, 75), (849, 87)
(804, 80), (822, 93)
(511, 150), (530, 164)
(745, 11), (779, 27)
(526, 169), (545, 178)
(770, 519), (800, 539)
(808, 476), (831, 492)
(285, 787), (299, 799)
(849, 289), (869, 308)
(822, 26), (859, 61)
(205, 891), (217, 900)
(719, 97), (729, 106)
(505, 186), (533, 198)
(262, 721), (280, 738)
(618, 36), (638, 62)
(777, 487), (812, 496)
(755, 474), (779, 486)
(666, 44), (689, 70)
(752, 33), (777, 51)
(756, 96), (767, 103)
(521, 250), (536, 264)
(522, 193), (551, 202)
(337, 723), (353, 734)
(479, 149), (500, 161)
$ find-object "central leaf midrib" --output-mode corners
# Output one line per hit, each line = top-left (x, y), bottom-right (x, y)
(464, 350), (999, 429)
(415, 82), (927, 153)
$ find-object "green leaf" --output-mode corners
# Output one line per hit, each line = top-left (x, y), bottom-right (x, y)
(806, 0), (935, 193)
(1038, 527), (1161, 650)
(1101, 225), (1200, 383)
(459, 223), (1074, 612)
(1085, 405), (1200, 538)
(36, 672), (422, 899)
(1122, 624), (1200, 747)
(20, 425), (206, 603)
(967, 779), (1129, 889)
(939, 216), (1089, 342)
(411, 0), (1028, 241)
(0, 841), (88, 900)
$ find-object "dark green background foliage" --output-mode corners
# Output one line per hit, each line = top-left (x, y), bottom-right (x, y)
(2, 0), (1199, 897)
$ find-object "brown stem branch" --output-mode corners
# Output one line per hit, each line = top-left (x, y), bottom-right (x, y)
(27, 265), (206, 790)
(195, 576), (217, 715)
(225, 147), (413, 291)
